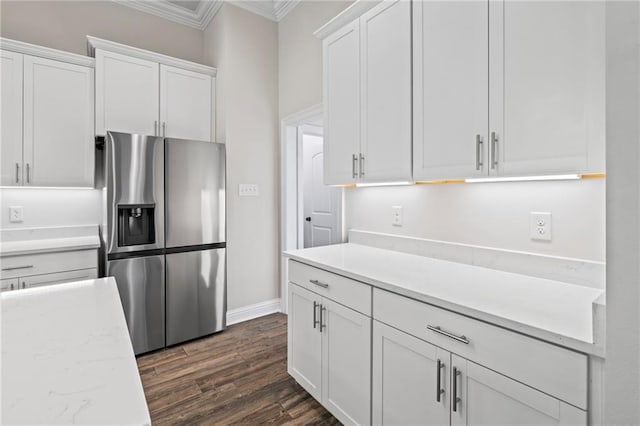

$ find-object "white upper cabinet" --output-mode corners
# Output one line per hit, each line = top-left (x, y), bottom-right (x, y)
(1, 50), (23, 186)
(23, 56), (94, 187)
(490, 1), (605, 176)
(413, 0), (489, 181)
(323, 21), (360, 185)
(1, 40), (95, 188)
(360, 0), (412, 183)
(95, 50), (159, 136)
(89, 37), (216, 141)
(160, 64), (212, 142)
(321, 0), (412, 185)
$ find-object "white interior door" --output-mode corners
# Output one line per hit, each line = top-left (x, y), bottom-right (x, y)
(321, 297), (371, 426)
(413, 0), (489, 180)
(287, 283), (322, 402)
(373, 320), (451, 426)
(1, 50), (23, 186)
(160, 64), (212, 141)
(451, 355), (587, 426)
(360, 0), (412, 183)
(23, 55), (94, 187)
(95, 50), (159, 136)
(302, 132), (341, 248)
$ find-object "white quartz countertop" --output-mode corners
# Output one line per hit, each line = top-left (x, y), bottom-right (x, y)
(284, 243), (604, 356)
(1, 277), (151, 425)
(0, 225), (100, 256)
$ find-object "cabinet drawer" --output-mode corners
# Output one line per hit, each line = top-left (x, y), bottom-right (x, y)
(0, 250), (97, 280)
(20, 268), (97, 290)
(289, 260), (372, 316)
(373, 288), (588, 410)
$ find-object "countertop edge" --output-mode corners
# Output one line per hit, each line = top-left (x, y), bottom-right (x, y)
(284, 251), (605, 358)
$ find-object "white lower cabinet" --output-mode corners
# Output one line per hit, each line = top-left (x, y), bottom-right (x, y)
(288, 282), (371, 425)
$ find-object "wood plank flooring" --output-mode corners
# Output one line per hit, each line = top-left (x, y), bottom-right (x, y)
(137, 313), (340, 425)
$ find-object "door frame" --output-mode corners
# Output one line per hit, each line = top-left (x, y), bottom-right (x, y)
(280, 104), (344, 313)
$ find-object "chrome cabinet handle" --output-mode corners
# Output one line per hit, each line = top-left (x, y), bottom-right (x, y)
(2, 265), (34, 271)
(475, 135), (483, 171)
(309, 279), (329, 289)
(21, 281), (26, 289)
(313, 301), (320, 329)
(427, 325), (470, 345)
(352, 154), (358, 178)
(154, 120), (158, 136)
(26, 163), (30, 183)
(453, 367), (461, 412)
(10, 283), (14, 291)
(319, 304), (326, 332)
(359, 154), (365, 178)
(15, 163), (19, 183)
(162, 122), (166, 137)
(491, 131), (498, 169)
(436, 359), (445, 402)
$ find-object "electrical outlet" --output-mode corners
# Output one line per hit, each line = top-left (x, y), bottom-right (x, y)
(239, 184), (259, 197)
(530, 212), (551, 241)
(392, 206), (403, 227)
(9, 206), (23, 223)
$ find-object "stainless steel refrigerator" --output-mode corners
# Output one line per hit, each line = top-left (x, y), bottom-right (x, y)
(103, 131), (226, 355)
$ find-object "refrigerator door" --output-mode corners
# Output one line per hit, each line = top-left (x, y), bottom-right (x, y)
(166, 248), (226, 346)
(108, 255), (165, 355)
(106, 132), (164, 254)
(165, 139), (225, 248)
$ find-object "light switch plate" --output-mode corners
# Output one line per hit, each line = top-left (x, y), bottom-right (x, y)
(239, 184), (259, 197)
(392, 205), (403, 227)
(530, 212), (551, 241)
(9, 206), (24, 223)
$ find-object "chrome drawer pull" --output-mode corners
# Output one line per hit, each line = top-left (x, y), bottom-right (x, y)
(452, 367), (461, 412)
(427, 325), (470, 345)
(2, 265), (34, 271)
(309, 279), (329, 289)
(436, 359), (445, 402)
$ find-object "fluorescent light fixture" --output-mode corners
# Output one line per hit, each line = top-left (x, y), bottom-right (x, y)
(355, 181), (413, 188)
(465, 174), (581, 183)
(0, 186), (96, 190)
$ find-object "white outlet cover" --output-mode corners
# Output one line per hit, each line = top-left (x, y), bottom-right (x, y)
(9, 206), (24, 223)
(392, 205), (403, 227)
(239, 184), (259, 197)
(530, 212), (551, 241)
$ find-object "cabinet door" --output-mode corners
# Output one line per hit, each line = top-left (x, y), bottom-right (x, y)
(373, 320), (450, 426)
(160, 65), (212, 142)
(23, 56), (94, 187)
(0, 278), (19, 292)
(321, 297), (371, 426)
(360, 0), (412, 183)
(95, 50), (159, 136)
(451, 355), (587, 426)
(489, 1), (605, 176)
(287, 283), (323, 401)
(1, 50), (23, 186)
(413, 1), (489, 181)
(21, 268), (98, 290)
(323, 21), (360, 185)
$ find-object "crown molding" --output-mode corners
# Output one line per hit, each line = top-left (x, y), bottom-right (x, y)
(111, 0), (299, 29)
(87, 36), (217, 76)
(314, 0), (381, 39)
(0, 37), (95, 67)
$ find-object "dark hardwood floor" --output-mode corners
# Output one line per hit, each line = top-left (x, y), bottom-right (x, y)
(137, 313), (340, 425)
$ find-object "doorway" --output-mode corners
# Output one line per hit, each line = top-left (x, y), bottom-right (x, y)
(280, 105), (344, 313)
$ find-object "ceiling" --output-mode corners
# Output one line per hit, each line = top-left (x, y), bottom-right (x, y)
(114, 0), (301, 30)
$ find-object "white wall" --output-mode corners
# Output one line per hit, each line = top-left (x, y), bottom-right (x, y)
(203, 4), (280, 311)
(346, 178), (606, 261)
(604, 2), (640, 424)
(0, 0), (204, 63)
(278, 0), (353, 119)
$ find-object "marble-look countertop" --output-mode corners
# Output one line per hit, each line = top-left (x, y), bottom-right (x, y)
(1, 277), (151, 425)
(0, 225), (100, 257)
(284, 243), (604, 356)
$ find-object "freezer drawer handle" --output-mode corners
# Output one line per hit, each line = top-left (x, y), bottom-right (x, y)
(309, 279), (329, 289)
(427, 325), (470, 345)
(2, 265), (34, 271)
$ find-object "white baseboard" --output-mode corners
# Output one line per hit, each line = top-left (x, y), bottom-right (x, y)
(226, 298), (282, 326)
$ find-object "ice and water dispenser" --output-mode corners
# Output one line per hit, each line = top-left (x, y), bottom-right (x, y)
(117, 204), (156, 247)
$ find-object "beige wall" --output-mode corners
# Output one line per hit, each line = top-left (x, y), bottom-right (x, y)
(0, 0), (204, 62)
(278, 0), (352, 119)
(204, 4), (280, 311)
